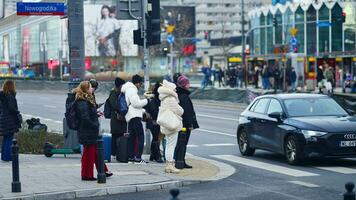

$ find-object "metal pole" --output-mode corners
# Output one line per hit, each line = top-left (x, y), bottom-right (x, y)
(170, 42), (174, 80)
(241, 0), (246, 87)
(142, 0), (149, 92)
(96, 137), (106, 184)
(12, 139), (21, 193)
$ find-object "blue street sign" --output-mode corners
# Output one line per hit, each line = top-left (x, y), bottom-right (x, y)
(17, 2), (65, 16)
(167, 35), (175, 44)
(317, 22), (332, 27)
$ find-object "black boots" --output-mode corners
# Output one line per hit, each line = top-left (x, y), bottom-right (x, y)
(150, 141), (163, 163)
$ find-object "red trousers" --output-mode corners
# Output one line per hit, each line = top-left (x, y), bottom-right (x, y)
(81, 144), (109, 178)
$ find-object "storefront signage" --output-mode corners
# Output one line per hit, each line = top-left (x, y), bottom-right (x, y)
(17, 2), (65, 16)
(229, 57), (242, 63)
(317, 22), (332, 27)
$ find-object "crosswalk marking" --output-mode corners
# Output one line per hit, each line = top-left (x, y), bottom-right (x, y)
(187, 144), (199, 148)
(195, 129), (236, 138)
(288, 181), (320, 188)
(196, 114), (238, 121)
(315, 166), (356, 174)
(203, 143), (236, 147)
(211, 155), (319, 177)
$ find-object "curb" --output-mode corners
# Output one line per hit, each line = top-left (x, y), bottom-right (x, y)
(1, 180), (202, 200)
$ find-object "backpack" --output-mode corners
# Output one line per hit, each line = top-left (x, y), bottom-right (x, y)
(65, 94), (79, 130)
(103, 97), (112, 119)
(117, 93), (128, 116)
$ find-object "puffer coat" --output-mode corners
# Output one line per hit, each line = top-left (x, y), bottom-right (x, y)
(0, 91), (20, 135)
(76, 99), (99, 145)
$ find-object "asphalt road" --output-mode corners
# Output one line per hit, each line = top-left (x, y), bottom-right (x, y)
(17, 90), (356, 200)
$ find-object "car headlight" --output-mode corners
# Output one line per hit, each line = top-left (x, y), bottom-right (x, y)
(301, 130), (327, 139)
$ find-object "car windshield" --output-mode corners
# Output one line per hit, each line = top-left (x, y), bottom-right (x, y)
(284, 98), (348, 117)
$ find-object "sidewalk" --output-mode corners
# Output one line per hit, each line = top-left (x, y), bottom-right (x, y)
(0, 154), (235, 200)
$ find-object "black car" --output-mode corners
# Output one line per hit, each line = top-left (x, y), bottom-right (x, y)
(237, 93), (356, 165)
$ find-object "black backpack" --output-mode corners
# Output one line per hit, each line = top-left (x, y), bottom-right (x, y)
(65, 93), (79, 130)
(103, 97), (112, 119)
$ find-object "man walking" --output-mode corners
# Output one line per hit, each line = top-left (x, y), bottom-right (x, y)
(121, 75), (149, 163)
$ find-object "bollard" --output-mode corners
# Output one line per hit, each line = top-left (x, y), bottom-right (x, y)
(344, 182), (355, 200)
(143, 128), (151, 154)
(11, 139), (21, 193)
(175, 128), (187, 169)
(170, 188), (180, 200)
(96, 137), (106, 184)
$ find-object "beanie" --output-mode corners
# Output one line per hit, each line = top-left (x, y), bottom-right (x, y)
(177, 75), (189, 88)
(115, 77), (125, 88)
(132, 74), (143, 84)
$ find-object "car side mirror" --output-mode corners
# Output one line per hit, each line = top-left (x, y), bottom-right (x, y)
(268, 112), (284, 121)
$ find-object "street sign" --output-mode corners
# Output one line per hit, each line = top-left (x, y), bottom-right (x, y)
(17, 2), (65, 16)
(167, 34), (175, 44)
(117, 0), (142, 20)
(317, 22), (332, 27)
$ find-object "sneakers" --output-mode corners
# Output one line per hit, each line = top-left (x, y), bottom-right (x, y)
(128, 158), (135, 163)
(81, 177), (97, 181)
(135, 158), (148, 164)
(105, 172), (113, 177)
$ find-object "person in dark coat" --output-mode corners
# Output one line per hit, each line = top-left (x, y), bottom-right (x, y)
(174, 75), (199, 168)
(290, 67), (297, 91)
(0, 80), (21, 162)
(144, 82), (163, 163)
(317, 66), (325, 93)
(108, 77), (127, 158)
(74, 81), (112, 181)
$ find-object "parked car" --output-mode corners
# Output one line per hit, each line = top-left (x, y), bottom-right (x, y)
(237, 93), (356, 165)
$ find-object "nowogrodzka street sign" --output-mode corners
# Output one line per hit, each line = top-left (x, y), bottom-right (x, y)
(16, 2), (65, 16)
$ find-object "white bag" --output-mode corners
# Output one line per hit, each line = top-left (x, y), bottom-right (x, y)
(157, 108), (182, 131)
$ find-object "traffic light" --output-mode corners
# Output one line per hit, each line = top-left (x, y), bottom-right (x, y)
(273, 17), (277, 27)
(133, 29), (143, 46)
(147, 0), (160, 46)
(342, 12), (346, 23)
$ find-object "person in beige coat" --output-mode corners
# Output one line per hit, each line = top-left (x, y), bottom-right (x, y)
(157, 80), (184, 173)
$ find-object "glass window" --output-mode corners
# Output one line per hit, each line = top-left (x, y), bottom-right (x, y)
(275, 11), (282, 45)
(29, 24), (40, 63)
(307, 7), (316, 55)
(284, 8), (293, 46)
(319, 5), (329, 21)
(267, 12), (274, 54)
(295, 7), (304, 53)
(267, 99), (283, 114)
(344, 3), (356, 52)
(332, 4), (343, 52)
(284, 98), (348, 117)
(253, 98), (270, 114)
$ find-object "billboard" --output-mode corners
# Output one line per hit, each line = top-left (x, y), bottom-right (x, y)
(84, 4), (138, 57)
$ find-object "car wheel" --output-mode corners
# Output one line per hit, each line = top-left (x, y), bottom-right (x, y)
(238, 129), (255, 156)
(284, 135), (304, 165)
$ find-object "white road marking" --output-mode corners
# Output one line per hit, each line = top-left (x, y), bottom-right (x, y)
(211, 155), (319, 177)
(44, 105), (57, 109)
(196, 114), (238, 121)
(195, 129), (236, 138)
(203, 143), (236, 147)
(187, 144), (199, 148)
(288, 181), (320, 188)
(315, 166), (356, 174)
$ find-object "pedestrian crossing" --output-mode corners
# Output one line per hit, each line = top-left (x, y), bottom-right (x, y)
(187, 143), (236, 148)
(210, 154), (356, 177)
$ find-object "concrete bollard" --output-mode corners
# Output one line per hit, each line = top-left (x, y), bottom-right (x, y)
(11, 139), (21, 193)
(96, 137), (106, 184)
(344, 182), (355, 200)
(170, 188), (180, 200)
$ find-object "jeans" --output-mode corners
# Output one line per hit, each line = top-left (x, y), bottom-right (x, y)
(1, 133), (14, 161)
(262, 77), (270, 89)
(128, 117), (144, 160)
(165, 132), (178, 162)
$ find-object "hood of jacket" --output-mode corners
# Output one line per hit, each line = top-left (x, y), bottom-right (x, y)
(121, 82), (137, 94)
(176, 86), (190, 96)
(158, 80), (178, 101)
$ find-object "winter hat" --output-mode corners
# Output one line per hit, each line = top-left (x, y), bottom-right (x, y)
(162, 80), (176, 90)
(89, 79), (98, 89)
(115, 77), (125, 88)
(132, 74), (143, 84)
(177, 75), (189, 88)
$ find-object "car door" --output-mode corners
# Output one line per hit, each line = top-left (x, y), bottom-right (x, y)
(249, 98), (271, 149)
(261, 98), (284, 152)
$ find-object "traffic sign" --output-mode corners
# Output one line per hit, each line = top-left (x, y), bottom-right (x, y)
(317, 22), (332, 27)
(167, 34), (175, 44)
(16, 2), (65, 16)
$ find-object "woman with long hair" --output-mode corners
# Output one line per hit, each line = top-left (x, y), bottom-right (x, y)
(0, 80), (21, 161)
(74, 81), (112, 181)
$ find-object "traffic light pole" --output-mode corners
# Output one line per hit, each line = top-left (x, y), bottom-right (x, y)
(241, 0), (246, 87)
(142, 0), (150, 92)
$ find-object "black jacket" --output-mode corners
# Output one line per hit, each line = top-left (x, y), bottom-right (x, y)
(144, 95), (160, 130)
(176, 87), (199, 129)
(108, 89), (127, 135)
(76, 99), (99, 145)
(0, 91), (20, 135)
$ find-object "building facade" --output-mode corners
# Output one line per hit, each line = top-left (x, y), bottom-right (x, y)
(248, 0), (356, 87)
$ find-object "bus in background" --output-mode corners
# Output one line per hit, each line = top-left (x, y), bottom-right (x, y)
(0, 62), (12, 77)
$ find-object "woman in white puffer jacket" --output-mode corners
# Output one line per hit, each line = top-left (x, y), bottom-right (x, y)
(157, 80), (184, 173)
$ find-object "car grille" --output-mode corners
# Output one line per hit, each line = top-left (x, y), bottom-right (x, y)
(325, 132), (356, 155)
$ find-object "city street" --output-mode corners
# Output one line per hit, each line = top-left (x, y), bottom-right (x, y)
(16, 90), (356, 200)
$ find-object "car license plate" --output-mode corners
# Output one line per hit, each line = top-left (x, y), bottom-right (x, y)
(340, 141), (356, 147)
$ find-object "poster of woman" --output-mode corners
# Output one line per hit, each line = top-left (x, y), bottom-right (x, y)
(84, 4), (138, 57)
